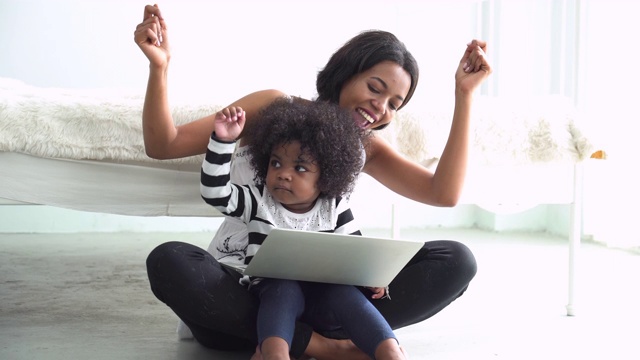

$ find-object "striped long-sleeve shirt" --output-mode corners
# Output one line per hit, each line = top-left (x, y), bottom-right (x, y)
(200, 134), (362, 267)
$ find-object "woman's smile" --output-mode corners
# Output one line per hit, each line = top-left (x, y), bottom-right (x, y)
(354, 108), (376, 129)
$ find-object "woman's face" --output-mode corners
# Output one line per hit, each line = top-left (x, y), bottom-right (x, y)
(338, 61), (412, 130)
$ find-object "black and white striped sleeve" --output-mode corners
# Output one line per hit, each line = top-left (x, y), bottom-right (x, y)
(200, 134), (253, 221)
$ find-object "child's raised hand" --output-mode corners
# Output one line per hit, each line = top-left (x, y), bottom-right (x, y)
(213, 106), (246, 142)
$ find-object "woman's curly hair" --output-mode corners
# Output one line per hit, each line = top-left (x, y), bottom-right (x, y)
(246, 97), (368, 199)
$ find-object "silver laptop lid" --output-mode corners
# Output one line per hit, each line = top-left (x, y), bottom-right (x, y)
(243, 228), (423, 287)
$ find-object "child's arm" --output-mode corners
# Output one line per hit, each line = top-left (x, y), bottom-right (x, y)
(200, 108), (252, 220)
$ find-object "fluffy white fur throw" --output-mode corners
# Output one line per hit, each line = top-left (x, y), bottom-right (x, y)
(0, 77), (593, 167)
(0, 78), (214, 169)
(379, 96), (594, 166)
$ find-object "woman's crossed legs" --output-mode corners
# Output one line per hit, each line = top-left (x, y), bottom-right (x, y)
(146, 239), (477, 358)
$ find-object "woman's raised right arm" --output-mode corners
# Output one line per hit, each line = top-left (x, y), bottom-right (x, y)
(134, 5), (286, 159)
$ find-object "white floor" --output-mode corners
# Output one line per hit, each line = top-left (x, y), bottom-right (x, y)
(1, 228), (639, 360)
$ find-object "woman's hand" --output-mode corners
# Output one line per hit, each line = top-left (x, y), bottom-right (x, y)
(214, 107), (246, 142)
(134, 4), (170, 68)
(455, 39), (492, 95)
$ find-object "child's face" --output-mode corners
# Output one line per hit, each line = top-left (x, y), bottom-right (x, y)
(266, 141), (321, 214)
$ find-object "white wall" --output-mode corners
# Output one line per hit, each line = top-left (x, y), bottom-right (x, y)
(0, 0), (478, 115)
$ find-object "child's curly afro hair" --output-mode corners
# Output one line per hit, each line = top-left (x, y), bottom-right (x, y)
(246, 97), (368, 199)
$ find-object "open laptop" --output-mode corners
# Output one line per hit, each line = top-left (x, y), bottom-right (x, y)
(223, 228), (423, 288)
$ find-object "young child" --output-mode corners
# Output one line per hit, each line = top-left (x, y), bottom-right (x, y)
(200, 98), (407, 360)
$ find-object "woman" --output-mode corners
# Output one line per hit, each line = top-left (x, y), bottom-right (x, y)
(135, 4), (491, 360)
